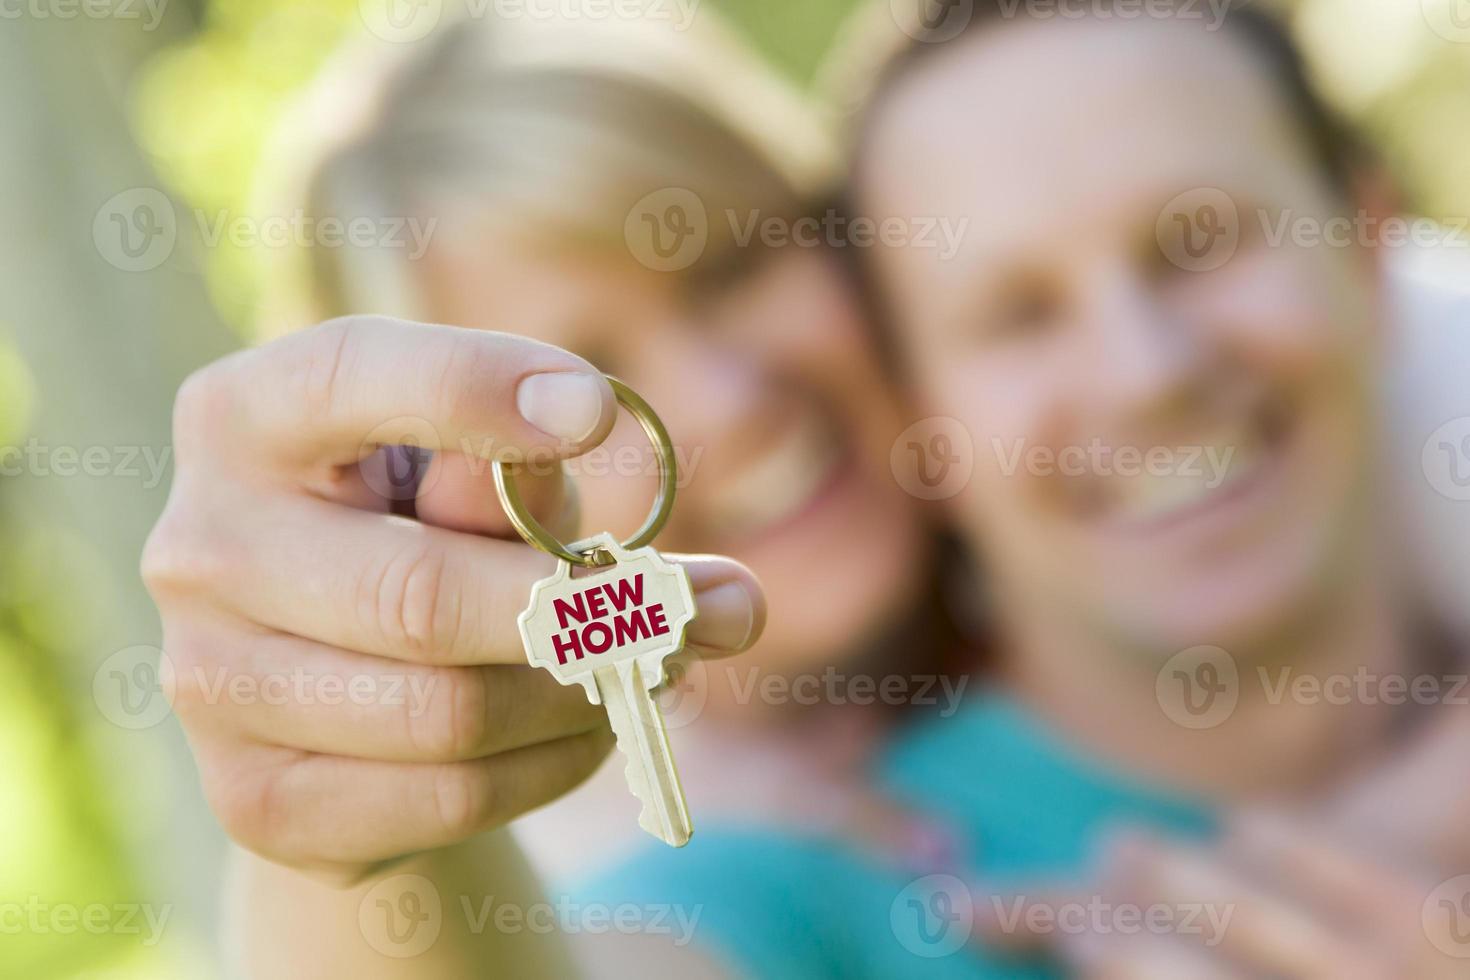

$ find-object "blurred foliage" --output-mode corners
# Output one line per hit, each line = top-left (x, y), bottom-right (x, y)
(0, 340), (35, 448)
(131, 0), (363, 329)
(127, 0), (1470, 336)
(0, 522), (140, 978)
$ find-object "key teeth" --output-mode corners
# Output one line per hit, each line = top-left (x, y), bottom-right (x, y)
(596, 663), (692, 848)
(614, 733), (691, 847)
(611, 729), (653, 812)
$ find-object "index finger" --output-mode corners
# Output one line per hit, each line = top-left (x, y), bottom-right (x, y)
(176, 316), (616, 472)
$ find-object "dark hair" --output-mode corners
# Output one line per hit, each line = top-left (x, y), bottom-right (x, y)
(853, 0), (1365, 194)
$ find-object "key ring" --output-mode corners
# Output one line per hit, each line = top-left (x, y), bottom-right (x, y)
(493, 376), (676, 568)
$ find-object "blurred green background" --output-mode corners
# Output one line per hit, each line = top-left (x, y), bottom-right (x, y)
(1, 0), (1466, 976)
(123, 0), (1470, 338)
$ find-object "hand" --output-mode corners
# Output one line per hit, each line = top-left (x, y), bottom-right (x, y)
(143, 316), (765, 884)
(974, 814), (1470, 978)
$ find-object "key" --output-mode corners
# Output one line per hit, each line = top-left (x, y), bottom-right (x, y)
(594, 656), (691, 846)
(518, 531), (697, 846)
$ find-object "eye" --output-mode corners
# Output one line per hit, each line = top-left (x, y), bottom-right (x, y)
(982, 273), (1064, 341)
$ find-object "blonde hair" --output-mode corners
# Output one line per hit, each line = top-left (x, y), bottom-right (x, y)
(257, 8), (835, 337)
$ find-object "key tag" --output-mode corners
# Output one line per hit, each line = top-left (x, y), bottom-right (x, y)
(494, 377), (697, 845)
(512, 533), (694, 703)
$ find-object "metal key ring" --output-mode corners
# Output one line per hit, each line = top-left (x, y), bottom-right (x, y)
(493, 376), (676, 568)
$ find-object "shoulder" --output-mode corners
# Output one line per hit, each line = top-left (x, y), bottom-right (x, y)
(562, 828), (1025, 980)
(564, 830), (868, 979)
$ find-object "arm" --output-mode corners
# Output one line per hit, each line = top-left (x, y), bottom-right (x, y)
(228, 834), (731, 979)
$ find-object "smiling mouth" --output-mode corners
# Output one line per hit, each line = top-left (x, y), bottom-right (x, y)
(700, 408), (850, 544)
(1073, 391), (1296, 534)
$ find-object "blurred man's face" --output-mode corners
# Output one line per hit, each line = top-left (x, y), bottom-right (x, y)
(862, 17), (1382, 656)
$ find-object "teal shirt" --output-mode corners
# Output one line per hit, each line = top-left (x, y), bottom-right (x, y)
(569, 695), (1217, 978)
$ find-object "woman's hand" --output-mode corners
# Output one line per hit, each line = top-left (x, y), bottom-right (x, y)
(974, 814), (1470, 977)
(143, 316), (765, 885)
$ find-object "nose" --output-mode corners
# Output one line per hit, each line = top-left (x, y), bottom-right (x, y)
(1079, 264), (1211, 417)
(641, 326), (774, 479)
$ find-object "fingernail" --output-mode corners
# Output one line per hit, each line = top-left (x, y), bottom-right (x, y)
(695, 580), (757, 651)
(516, 372), (607, 444)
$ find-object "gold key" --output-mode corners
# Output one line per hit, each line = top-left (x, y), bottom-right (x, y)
(494, 378), (696, 847)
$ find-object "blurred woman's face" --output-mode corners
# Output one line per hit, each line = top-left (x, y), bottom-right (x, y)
(418, 229), (926, 675)
(860, 18), (1382, 655)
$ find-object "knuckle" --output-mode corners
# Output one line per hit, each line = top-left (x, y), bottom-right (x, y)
(206, 760), (292, 855)
(140, 507), (226, 600)
(410, 667), (490, 760)
(432, 334), (505, 438)
(138, 520), (178, 597)
(362, 544), (470, 661)
(172, 357), (243, 454)
(431, 762), (498, 840)
(295, 318), (357, 428)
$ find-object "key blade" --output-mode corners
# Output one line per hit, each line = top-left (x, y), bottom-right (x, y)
(595, 661), (692, 848)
